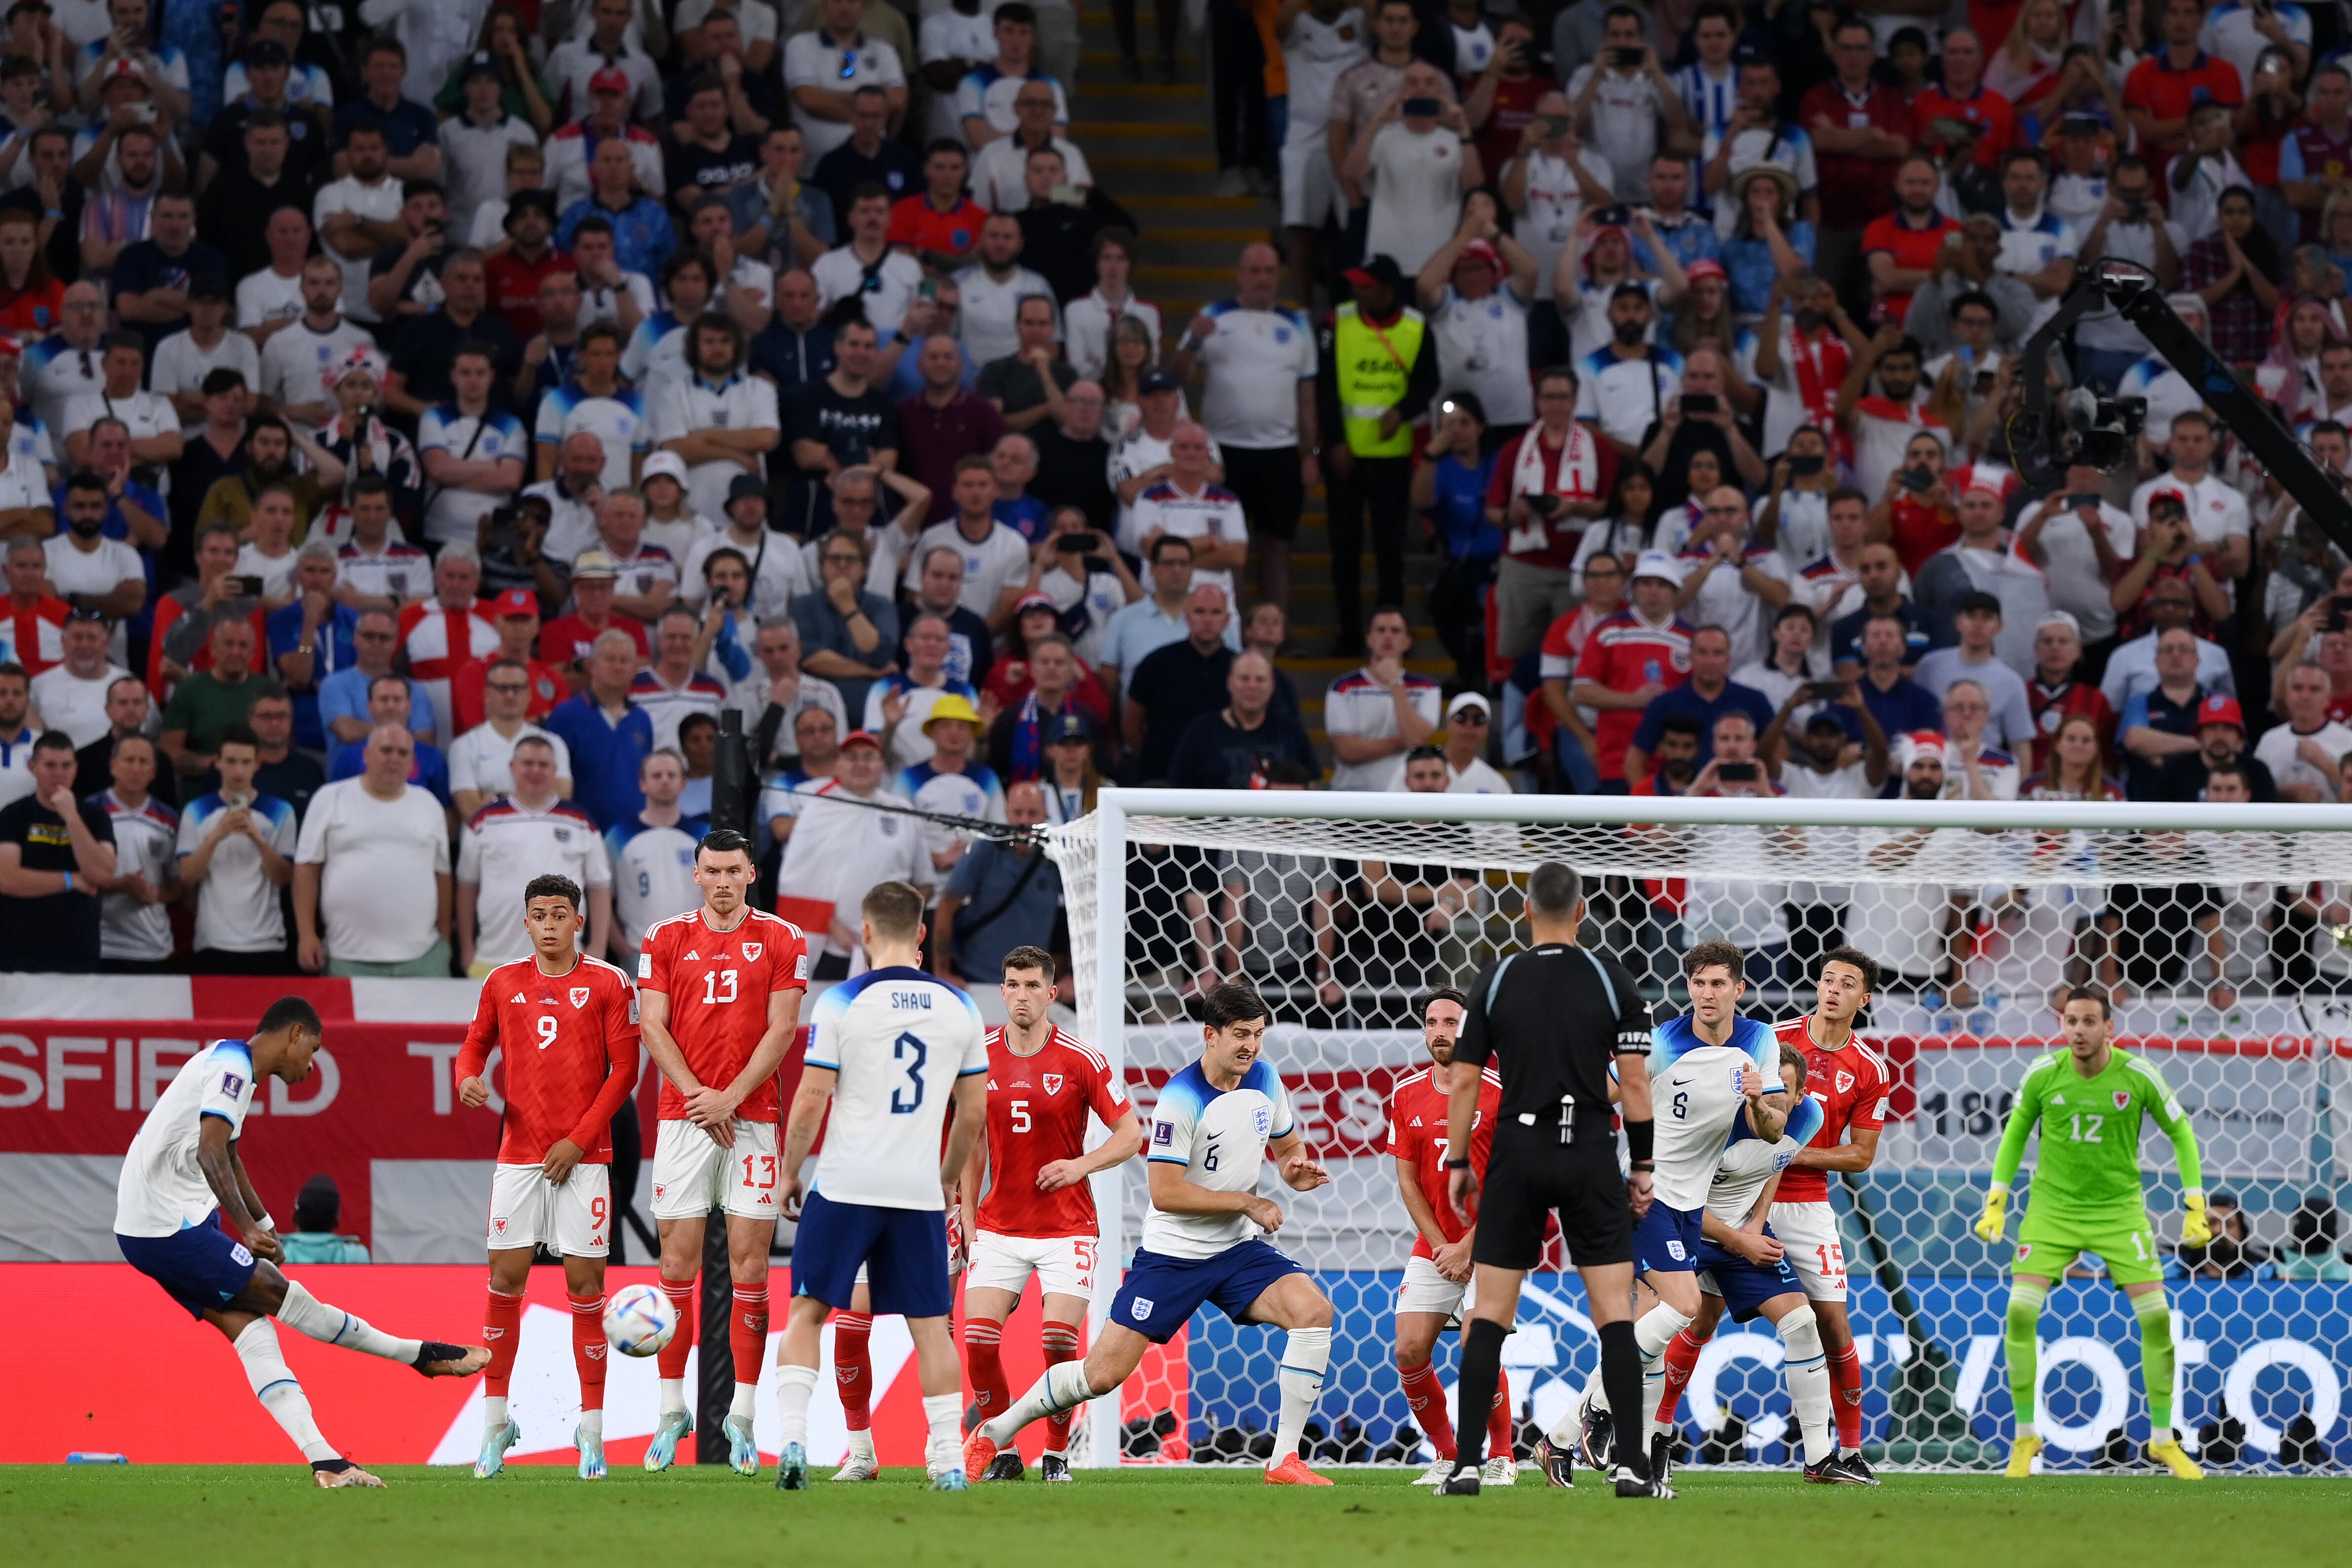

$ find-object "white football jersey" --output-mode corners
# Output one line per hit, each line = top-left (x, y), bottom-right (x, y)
(1705, 1096), (1825, 1224)
(804, 965), (988, 1210)
(1141, 1056), (1296, 1259)
(115, 1039), (260, 1237)
(606, 820), (702, 954)
(1647, 1012), (1783, 1212)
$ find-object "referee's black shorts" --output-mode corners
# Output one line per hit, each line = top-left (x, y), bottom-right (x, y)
(1471, 1127), (1632, 1271)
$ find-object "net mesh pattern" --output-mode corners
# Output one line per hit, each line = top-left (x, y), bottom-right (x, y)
(1042, 802), (2352, 1473)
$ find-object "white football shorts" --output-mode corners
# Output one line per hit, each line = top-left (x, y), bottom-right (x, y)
(651, 1118), (783, 1221)
(1280, 137), (1341, 230)
(966, 1229), (1099, 1298)
(1768, 1200), (1850, 1302)
(1395, 1252), (1476, 1319)
(486, 1162), (609, 1256)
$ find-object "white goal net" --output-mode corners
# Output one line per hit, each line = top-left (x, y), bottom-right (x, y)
(1045, 790), (2352, 1473)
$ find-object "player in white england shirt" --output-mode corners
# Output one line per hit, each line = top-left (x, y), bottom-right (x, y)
(113, 996), (486, 1487)
(771, 879), (988, 1490)
(455, 737), (614, 974)
(1126, 423), (1248, 604)
(964, 980), (1338, 1488)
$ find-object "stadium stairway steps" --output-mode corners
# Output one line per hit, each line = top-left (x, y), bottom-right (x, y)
(1070, 11), (1456, 752)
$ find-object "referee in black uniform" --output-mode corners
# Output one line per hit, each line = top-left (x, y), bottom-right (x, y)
(1436, 861), (1666, 1498)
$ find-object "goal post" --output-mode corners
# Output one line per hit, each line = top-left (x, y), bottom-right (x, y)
(1046, 787), (2352, 1472)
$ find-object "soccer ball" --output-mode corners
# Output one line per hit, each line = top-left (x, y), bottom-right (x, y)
(603, 1284), (678, 1357)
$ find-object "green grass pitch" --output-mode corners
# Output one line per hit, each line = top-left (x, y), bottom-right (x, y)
(8, 1465), (2350, 1568)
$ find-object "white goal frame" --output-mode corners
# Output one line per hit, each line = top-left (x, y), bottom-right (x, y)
(1060, 788), (2352, 1467)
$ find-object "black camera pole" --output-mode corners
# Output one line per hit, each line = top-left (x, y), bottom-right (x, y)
(692, 709), (755, 1461)
(2016, 260), (2352, 560)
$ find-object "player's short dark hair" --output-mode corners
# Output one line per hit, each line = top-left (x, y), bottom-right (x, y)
(1419, 985), (1468, 1020)
(1819, 945), (1877, 993)
(697, 827), (755, 866)
(1685, 940), (1745, 981)
(257, 994), (323, 1038)
(1197, 980), (1271, 1031)
(1527, 861), (1582, 919)
(1777, 1041), (1809, 1090)
(863, 879), (926, 942)
(524, 873), (584, 912)
(2062, 984), (2112, 1019)
(1001, 944), (1056, 980)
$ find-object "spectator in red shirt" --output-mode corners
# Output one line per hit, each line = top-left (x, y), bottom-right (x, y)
(1568, 549), (1693, 791)
(1466, 16), (1555, 183)
(1800, 15), (1915, 241)
(449, 588), (568, 733)
(2125, 0), (2247, 186)
(540, 552), (649, 690)
(482, 192), (567, 341)
(888, 141), (990, 273)
(1915, 27), (2020, 170)
(1486, 365), (1618, 659)
(2027, 609), (2118, 756)
(1, 537), (68, 676)
(1863, 155), (1962, 326)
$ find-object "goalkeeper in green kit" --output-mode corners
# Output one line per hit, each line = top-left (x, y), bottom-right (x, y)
(1971, 986), (2209, 1481)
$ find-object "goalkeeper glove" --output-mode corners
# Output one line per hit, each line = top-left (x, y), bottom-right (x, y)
(1973, 1189), (2009, 1244)
(2181, 1192), (2212, 1249)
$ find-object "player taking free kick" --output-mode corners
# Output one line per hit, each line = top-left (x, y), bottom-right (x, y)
(457, 873), (643, 1481)
(959, 944), (1143, 1481)
(772, 880), (990, 1491)
(636, 827), (811, 1476)
(965, 981), (1339, 1488)
(114, 995), (488, 1488)
(1974, 986), (2208, 1481)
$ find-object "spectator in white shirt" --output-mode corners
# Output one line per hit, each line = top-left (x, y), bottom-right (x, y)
(2258, 662), (2352, 802)
(1060, 227), (1156, 380)
(1440, 690), (1511, 792)
(292, 723), (452, 975)
(64, 332), (184, 473)
(1344, 62), (1486, 276)
(176, 724), (298, 974)
(454, 734), (611, 973)
(905, 453), (1034, 629)
(956, 3), (1067, 148)
(969, 75), (1090, 211)
(1325, 604), (1441, 791)
(450, 657), (576, 819)
(785, 0), (909, 161)
(29, 614), (127, 749)
(651, 311), (783, 522)
(953, 212), (1055, 370)
(1940, 680), (2021, 800)
(546, 0), (663, 123)
(1126, 421), (1248, 605)
(774, 727), (927, 974)
(1562, 8), (1691, 204)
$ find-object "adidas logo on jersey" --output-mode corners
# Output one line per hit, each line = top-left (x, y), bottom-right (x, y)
(511, 993), (526, 1003)
(987, 1078), (998, 1090)
(684, 949), (699, 960)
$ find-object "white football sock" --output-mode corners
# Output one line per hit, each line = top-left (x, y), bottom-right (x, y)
(1271, 1326), (1332, 1469)
(1776, 1304), (1834, 1466)
(274, 1280), (421, 1363)
(236, 1319), (338, 1464)
(1546, 1371), (1602, 1447)
(847, 1427), (876, 1462)
(923, 1393), (961, 1470)
(1634, 1304), (1693, 1443)
(983, 1358), (1099, 1446)
(731, 1382), (757, 1422)
(660, 1378), (687, 1417)
(484, 1395), (509, 1434)
(579, 1409), (602, 1438)
(777, 1364), (818, 1448)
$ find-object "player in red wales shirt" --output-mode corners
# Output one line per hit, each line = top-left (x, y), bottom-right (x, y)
(636, 827), (811, 1477)
(1387, 986), (1512, 1487)
(455, 872), (642, 1482)
(958, 945), (1142, 1482)
(1771, 945), (1889, 1480)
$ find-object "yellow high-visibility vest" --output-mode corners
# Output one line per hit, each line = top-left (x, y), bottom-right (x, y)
(1332, 302), (1424, 458)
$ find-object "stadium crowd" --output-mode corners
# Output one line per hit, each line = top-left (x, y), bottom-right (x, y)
(0, 0), (2347, 997)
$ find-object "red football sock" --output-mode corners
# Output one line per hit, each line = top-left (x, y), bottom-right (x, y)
(963, 1315), (1008, 1427)
(1487, 1367), (1515, 1458)
(482, 1288), (523, 1399)
(730, 1285), (769, 1397)
(834, 1311), (874, 1432)
(1040, 1322), (1082, 1452)
(568, 1293), (607, 1413)
(1829, 1338), (1864, 1451)
(1655, 1329), (1704, 1426)
(657, 1276), (697, 1381)
(1398, 1358), (1455, 1461)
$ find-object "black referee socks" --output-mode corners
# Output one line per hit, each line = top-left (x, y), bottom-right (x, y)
(1453, 1318), (1508, 1473)
(1598, 1320), (1646, 1476)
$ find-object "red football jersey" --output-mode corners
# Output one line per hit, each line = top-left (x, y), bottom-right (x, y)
(975, 1026), (1131, 1240)
(638, 908), (810, 1122)
(1771, 1015), (1891, 1204)
(457, 955), (642, 1164)
(1386, 1064), (1501, 1258)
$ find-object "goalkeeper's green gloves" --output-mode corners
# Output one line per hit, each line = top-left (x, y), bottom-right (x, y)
(2181, 1192), (2212, 1249)
(1973, 1188), (2008, 1244)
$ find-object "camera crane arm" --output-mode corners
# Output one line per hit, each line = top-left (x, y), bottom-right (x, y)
(2013, 259), (2352, 562)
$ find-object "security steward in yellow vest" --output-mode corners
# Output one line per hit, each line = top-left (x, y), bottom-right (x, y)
(1316, 253), (1438, 653)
